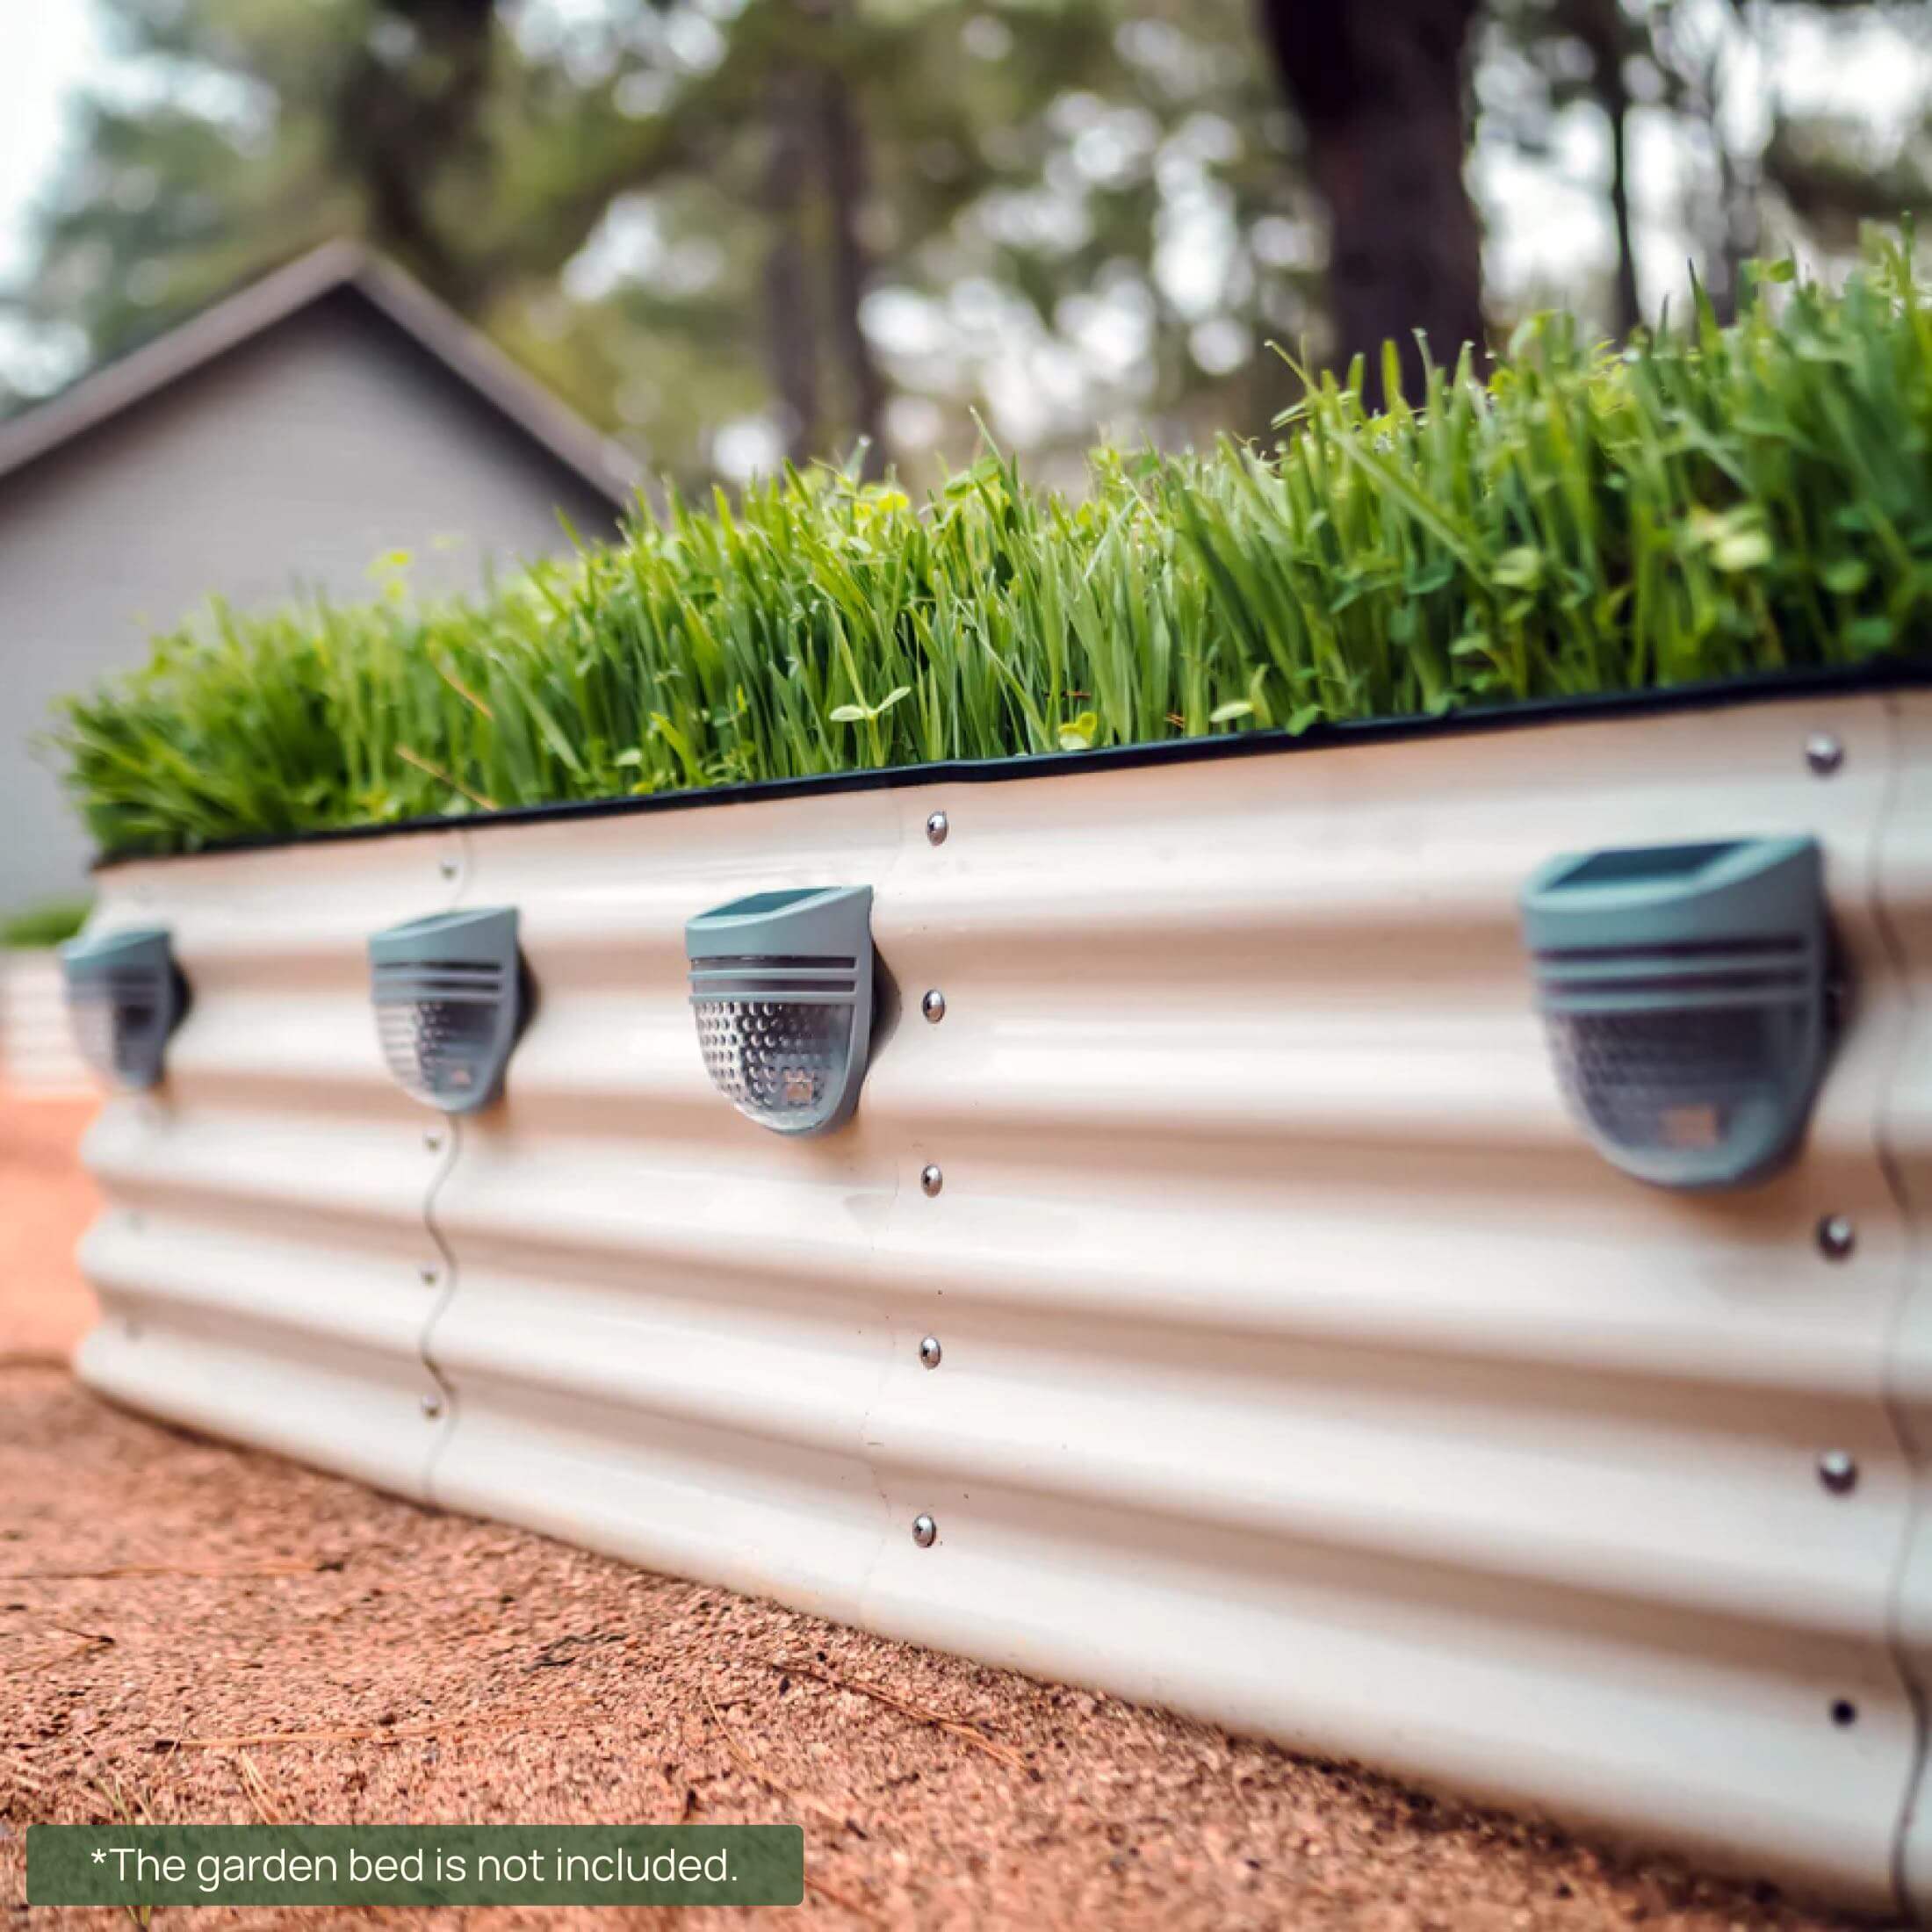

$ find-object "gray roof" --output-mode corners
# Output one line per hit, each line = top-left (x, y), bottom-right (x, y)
(0, 240), (639, 503)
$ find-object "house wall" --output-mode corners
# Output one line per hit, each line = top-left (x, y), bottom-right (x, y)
(0, 292), (624, 911)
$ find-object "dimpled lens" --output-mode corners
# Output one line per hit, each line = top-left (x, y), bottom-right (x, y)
(376, 997), (502, 1107)
(368, 909), (522, 1114)
(61, 933), (183, 1091)
(695, 998), (854, 1129)
(67, 991), (121, 1082)
(68, 977), (163, 1086)
(1545, 1005), (1789, 1155)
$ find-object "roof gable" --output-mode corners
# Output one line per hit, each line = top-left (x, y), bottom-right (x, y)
(0, 242), (638, 506)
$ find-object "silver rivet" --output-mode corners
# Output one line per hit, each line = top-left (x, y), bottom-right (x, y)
(420, 1392), (444, 1420)
(921, 989), (947, 1024)
(926, 811), (948, 847)
(918, 1335), (942, 1369)
(1819, 1450), (1858, 1496)
(419, 1264), (440, 1287)
(920, 1164), (943, 1198)
(423, 1128), (444, 1153)
(1818, 1214), (1856, 1261)
(1806, 733), (1843, 777)
(911, 1514), (937, 1547)
(439, 854), (460, 880)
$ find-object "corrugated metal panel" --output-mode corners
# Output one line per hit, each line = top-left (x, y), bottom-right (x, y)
(76, 830), (468, 1496)
(76, 691), (1932, 1910)
(1878, 694), (1932, 1919)
(1, 950), (93, 1095)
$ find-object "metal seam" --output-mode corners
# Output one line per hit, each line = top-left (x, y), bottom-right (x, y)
(417, 826), (470, 1502)
(851, 800), (919, 1609)
(419, 1112), (464, 1502)
(1869, 692), (1930, 1921)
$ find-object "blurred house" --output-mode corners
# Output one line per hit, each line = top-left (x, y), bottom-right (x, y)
(0, 241), (635, 908)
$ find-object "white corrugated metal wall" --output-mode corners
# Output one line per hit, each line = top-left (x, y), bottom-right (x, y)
(2, 951), (94, 1094)
(72, 688), (1932, 1912)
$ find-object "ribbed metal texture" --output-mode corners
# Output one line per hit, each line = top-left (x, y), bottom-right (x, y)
(76, 831), (468, 1493)
(72, 692), (1932, 1913)
(2, 951), (94, 1095)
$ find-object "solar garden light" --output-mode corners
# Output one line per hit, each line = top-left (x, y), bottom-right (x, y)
(686, 886), (875, 1136)
(369, 907), (524, 1114)
(59, 927), (187, 1091)
(1520, 836), (1828, 1190)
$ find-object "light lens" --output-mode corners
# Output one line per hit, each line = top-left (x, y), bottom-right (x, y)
(367, 910), (523, 1114)
(1520, 837), (1827, 1189)
(695, 996), (854, 1132)
(1543, 1004), (1803, 1172)
(685, 886), (874, 1137)
(374, 984), (508, 1109)
(60, 930), (183, 1090)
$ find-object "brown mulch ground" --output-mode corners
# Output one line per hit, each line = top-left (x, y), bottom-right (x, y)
(0, 1087), (97, 1364)
(0, 1092), (1857, 1931)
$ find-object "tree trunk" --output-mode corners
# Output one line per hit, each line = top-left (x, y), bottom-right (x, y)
(1254, 0), (1488, 402)
(1564, 0), (1641, 336)
(761, 67), (824, 466)
(1604, 74), (1641, 336)
(816, 64), (890, 478)
(343, 0), (497, 309)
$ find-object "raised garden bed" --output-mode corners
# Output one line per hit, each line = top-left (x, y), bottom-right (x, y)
(48, 246), (1932, 1911)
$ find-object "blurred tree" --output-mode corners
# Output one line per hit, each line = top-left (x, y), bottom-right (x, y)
(1255, 0), (1489, 395)
(439, 0), (1329, 469)
(1483, 0), (1932, 333)
(335, 0), (499, 306)
(18, 0), (1925, 481)
(0, 0), (1331, 477)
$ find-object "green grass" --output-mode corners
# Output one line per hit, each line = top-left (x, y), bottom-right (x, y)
(1, 898), (91, 948)
(54, 235), (1932, 860)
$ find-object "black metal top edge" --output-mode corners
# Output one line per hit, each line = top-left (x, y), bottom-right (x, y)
(90, 654), (1932, 871)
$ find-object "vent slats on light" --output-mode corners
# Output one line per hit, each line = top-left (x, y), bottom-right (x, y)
(1520, 836), (1827, 1188)
(369, 908), (523, 1114)
(687, 886), (874, 1135)
(59, 927), (186, 1090)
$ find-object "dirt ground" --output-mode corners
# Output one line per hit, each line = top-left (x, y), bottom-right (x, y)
(0, 1092), (1861, 1932)
(0, 1087), (97, 1363)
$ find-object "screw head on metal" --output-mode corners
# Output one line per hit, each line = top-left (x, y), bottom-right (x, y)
(921, 989), (947, 1024)
(1818, 1450), (1858, 1496)
(912, 1514), (937, 1547)
(1806, 732), (1844, 777)
(423, 1127), (445, 1153)
(919, 1335), (942, 1369)
(1817, 1213), (1856, 1261)
(920, 1163), (944, 1197)
(926, 811), (949, 847)
(420, 1392), (444, 1420)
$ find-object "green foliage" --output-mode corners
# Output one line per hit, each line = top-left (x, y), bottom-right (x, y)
(0, 899), (92, 949)
(11, 0), (1310, 479)
(54, 242), (1932, 858)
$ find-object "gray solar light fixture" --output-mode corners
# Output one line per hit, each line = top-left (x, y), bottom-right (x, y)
(60, 927), (187, 1091)
(687, 885), (875, 1135)
(369, 907), (524, 1114)
(1521, 836), (1828, 1189)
